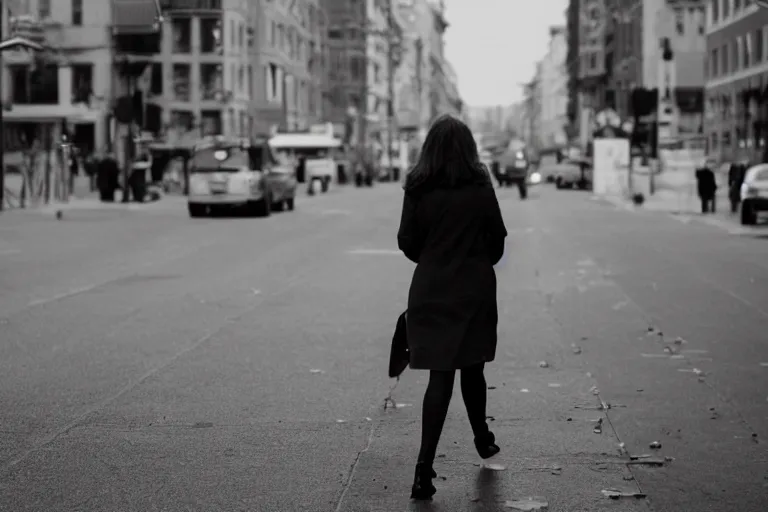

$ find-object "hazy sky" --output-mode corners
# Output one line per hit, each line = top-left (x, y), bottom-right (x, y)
(443, 0), (568, 108)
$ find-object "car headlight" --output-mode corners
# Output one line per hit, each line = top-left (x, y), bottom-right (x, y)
(530, 172), (541, 184)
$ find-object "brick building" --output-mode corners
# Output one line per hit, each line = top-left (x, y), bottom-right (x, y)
(705, 0), (768, 163)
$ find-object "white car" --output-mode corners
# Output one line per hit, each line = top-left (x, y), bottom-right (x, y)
(740, 163), (768, 225)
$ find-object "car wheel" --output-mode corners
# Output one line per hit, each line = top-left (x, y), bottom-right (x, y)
(286, 196), (295, 211)
(321, 177), (330, 193)
(248, 197), (271, 217)
(741, 201), (757, 225)
(188, 204), (207, 218)
(272, 199), (285, 212)
(555, 177), (563, 189)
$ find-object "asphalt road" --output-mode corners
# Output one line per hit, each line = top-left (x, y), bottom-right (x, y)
(0, 180), (766, 511)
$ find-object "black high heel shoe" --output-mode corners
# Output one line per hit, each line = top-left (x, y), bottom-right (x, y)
(474, 430), (500, 459)
(410, 462), (437, 500)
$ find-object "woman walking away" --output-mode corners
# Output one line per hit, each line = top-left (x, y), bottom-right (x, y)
(397, 115), (508, 501)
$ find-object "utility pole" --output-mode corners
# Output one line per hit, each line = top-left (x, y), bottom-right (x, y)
(386, 0), (396, 181)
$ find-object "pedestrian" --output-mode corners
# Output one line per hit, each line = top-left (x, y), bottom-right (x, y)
(728, 161), (747, 213)
(397, 115), (508, 501)
(695, 163), (717, 214)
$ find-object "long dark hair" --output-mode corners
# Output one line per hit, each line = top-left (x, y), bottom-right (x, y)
(404, 115), (490, 194)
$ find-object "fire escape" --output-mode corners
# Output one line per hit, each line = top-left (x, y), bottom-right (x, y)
(110, 0), (162, 200)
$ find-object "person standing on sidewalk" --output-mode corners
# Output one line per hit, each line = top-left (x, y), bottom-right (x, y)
(728, 161), (747, 213)
(397, 115), (508, 501)
(695, 163), (717, 214)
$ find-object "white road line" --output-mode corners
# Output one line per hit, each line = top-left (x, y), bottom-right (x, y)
(346, 249), (401, 255)
(27, 283), (104, 307)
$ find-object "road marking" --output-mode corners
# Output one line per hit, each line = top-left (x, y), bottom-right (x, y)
(760, 362), (768, 367)
(346, 249), (400, 255)
(27, 283), (104, 307)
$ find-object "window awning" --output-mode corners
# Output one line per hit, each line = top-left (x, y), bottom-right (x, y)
(112, 0), (162, 35)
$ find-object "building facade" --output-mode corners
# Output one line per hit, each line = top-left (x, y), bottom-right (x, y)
(324, 0), (394, 147)
(255, 0), (328, 133)
(539, 26), (569, 150)
(2, 0), (117, 155)
(705, 0), (768, 163)
(150, 0), (327, 143)
(148, 0), (250, 143)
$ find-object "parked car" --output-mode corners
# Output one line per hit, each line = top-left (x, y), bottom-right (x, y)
(187, 136), (296, 218)
(740, 163), (768, 225)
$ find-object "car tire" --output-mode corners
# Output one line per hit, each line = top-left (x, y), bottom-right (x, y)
(741, 201), (757, 225)
(555, 177), (563, 189)
(321, 177), (330, 193)
(248, 197), (271, 217)
(286, 196), (295, 211)
(188, 204), (207, 218)
(272, 199), (285, 212)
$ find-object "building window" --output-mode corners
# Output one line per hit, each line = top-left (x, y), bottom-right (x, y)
(150, 63), (163, 96)
(723, 0), (730, 18)
(170, 110), (194, 131)
(271, 21), (277, 46)
(238, 65), (244, 94)
(711, 48), (719, 76)
(172, 64), (191, 102)
(201, 110), (222, 136)
(267, 63), (280, 102)
(238, 22), (244, 49)
(200, 18), (223, 54)
(71, 64), (92, 103)
(200, 64), (223, 100)
(712, 0), (719, 24)
(734, 0), (742, 11)
(72, 0), (83, 25)
(248, 65), (253, 99)
(38, 0), (50, 19)
(721, 43), (728, 73)
(676, 10), (684, 35)
(10, 64), (59, 105)
(172, 17), (191, 53)
(230, 19), (236, 47)
(745, 32), (752, 68)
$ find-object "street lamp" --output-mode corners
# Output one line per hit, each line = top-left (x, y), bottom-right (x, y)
(0, 26), (45, 211)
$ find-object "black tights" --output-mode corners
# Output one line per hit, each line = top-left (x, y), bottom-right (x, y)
(416, 363), (489, 466)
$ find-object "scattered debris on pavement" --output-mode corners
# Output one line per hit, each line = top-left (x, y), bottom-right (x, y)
(550, 465), (562, 475)
(601, 489), (647, 500)
(649, 441), (662, 449)
(503, 497), (549, 510)
(483, 463), (506, 471)
(309, 368), (325, 374)
(548, 383), (561, 388)
(520, 388), (530, 393)
(572, 344), (582, 354)
(538, 361), (549, 368)
(593, 418), (603, 434)
(336, 419), (347, 423)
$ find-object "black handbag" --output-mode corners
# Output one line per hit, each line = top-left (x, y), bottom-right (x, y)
(388, 310), (410, 378)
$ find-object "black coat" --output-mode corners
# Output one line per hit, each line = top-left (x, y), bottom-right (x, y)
(397, 183), (508, 370)
(695, 167), (717, 198)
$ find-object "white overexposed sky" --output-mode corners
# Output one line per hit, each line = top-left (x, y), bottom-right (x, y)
(443, 0), (568, 107)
